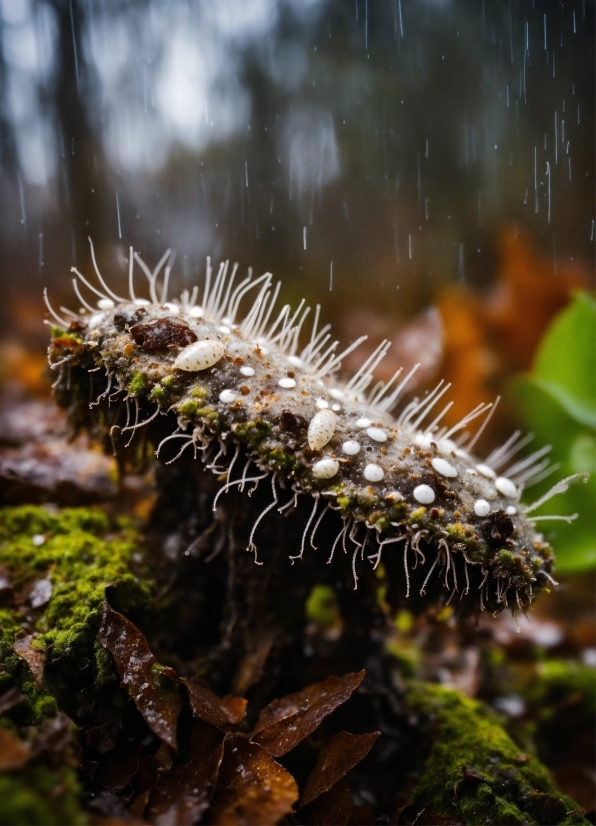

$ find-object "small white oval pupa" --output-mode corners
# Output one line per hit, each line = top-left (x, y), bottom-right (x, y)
(174, 340), (226, 371)
(312, 458), (340, 479)
(308, 409), (337, 450)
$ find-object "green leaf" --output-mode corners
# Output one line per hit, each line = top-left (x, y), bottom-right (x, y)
(512, 377), (595, 573)
(533, 292), (596, 428)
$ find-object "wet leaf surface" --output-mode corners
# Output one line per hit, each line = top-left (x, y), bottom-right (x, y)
(14, 630), (45, 687)
(209, 733), (298, 825)
(301, 730), (380, 808)
(0, 725), (31, 771)
(98, 602), (182, 752)
(252, 671), (365, 757)
(147, 743), (224, 826)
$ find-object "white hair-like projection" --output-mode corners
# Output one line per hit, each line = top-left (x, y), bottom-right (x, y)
(45, 241), (588, 614)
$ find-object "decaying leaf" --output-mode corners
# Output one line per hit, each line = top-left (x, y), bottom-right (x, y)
(148, 743), (224, 826)
(209, 733), (298, 825)
(301, 730), (381, 808)
(252, 671), (365, 757)
(14, 630), (45, 687)
(0, 725), (31, 771)
(176, 675), (247, 729)
(98, 602), (182, 751)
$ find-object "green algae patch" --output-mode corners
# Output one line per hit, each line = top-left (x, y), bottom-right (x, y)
(0, 762), (86, 826)
(0, 506), (151, 724)
(406, 681), (587, 825)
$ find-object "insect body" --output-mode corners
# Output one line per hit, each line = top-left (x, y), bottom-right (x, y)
(45, 244), (586, 614)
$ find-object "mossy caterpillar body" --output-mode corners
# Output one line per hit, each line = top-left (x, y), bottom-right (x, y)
(45, 243), (586, 615)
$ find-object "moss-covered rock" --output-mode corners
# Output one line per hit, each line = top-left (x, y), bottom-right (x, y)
(406, 681), (588, 825)
(0, 505), (151, 725)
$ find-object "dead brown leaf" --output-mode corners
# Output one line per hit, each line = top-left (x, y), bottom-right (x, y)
(209, 733), (298, 825)
(175, 675), (247, 729)
(0, 725), (31, 770)
(14, 630), (45, 687)
(98, 602), (182, 752)
(148, 743), (224, 826)
(301, 730), (380, 808)
(252, 671), (365, 757)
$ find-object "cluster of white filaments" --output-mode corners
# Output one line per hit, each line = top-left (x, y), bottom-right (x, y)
(45, 240), (587, 603)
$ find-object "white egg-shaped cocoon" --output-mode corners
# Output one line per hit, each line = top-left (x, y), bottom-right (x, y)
(174, 340), (226, 371)
(495, 476), (518, 498)
(308, 409), (337, 450)
(413, 484), (435, 504)
(312, 458), (339, 479)
(431, 457), (458, 478)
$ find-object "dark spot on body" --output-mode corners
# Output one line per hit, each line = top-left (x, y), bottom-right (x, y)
(239, 385), (250, 395)
(480, 510), (515, 546)
(280, 409), (308, 433)
(130, 317), (198, 350)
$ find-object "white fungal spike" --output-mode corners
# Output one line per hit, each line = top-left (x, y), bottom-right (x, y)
(356, 418), (372, 428)
(506, 505), (518, 516)
(312, 458), (339, 479)
(365, 426), (387, 443)
(364, 463), (384, 482)
(240, 366), (255, 377)
(97, 298), (115, 310)
(431, 457), (458, 478)
(278, 377), (297, 389)
(413, 485), (435, 504)
(342, 440), (361, 455)
(174, 340), (226, 371)
(495, 476), (518, 498)
(474, 499), (491, 517)
(316, 398), (330, 409)
(308, 409), (337, 451)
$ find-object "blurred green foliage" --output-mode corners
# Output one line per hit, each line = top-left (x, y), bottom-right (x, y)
(513, 292), (595, 572)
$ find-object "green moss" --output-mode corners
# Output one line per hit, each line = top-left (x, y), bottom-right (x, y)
(0, 506), (151, 724)
(410, 506), (427, 522)
(267, 446), (298, 472)
(128, 370), (148, 396)
(406, 681), (587, 825)
(233, 420), (271, 447)
(178, 400), (204, 418)
(305, 585), (342, 631)
(150, 385), (166, 402)
(0, 763), (86, 825)
(190, 384), (209, 398)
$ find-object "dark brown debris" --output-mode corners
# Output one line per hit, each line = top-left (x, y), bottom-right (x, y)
(301, 777), (354, 826)
(130, 317), (198, 350)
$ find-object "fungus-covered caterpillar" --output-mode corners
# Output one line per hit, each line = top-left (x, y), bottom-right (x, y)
(45, 241), (587, 615)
